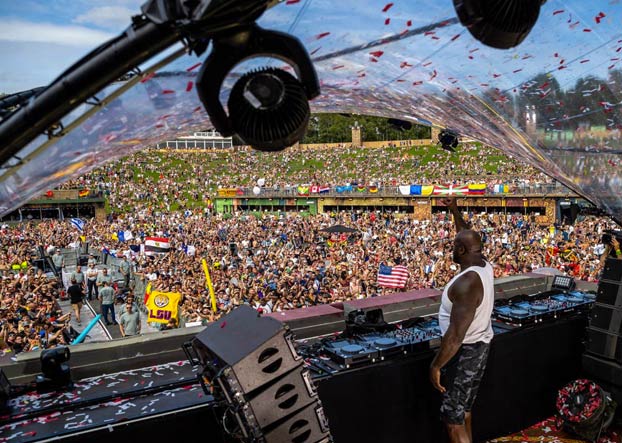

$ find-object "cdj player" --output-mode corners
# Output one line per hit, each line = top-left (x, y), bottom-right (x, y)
(493, 290), (595, 327)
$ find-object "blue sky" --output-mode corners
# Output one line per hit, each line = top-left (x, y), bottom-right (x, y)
(0, 0), (142, 93)
(2, 0), (621, 95)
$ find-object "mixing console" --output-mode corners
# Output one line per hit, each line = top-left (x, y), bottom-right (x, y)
(493, 290), (595, 326)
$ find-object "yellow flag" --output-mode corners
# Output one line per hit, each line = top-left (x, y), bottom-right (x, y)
(146, 291), (181, 324)
(201, 259), (217, 312)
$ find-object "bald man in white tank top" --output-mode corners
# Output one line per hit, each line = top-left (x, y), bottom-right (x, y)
(430, 198), (494, 443)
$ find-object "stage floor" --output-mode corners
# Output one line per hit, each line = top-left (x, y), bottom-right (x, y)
(488, 417), (621, 443)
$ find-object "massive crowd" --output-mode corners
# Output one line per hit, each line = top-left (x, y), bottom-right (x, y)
(1, 143), (618, 354)
(58, 143), (555, 214)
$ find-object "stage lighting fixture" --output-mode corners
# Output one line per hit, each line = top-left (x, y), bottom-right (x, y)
(552, 275), (576, 292)
(438, 129), (460, 152)
(196, 24), (320, 152)
(228, 67), (310, 151)
(453, 0), (545, 49)
(36, 346), (72, 391)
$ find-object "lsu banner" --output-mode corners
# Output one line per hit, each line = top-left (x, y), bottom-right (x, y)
(146, 291), (182, 323)
(217, 188), (238, 197)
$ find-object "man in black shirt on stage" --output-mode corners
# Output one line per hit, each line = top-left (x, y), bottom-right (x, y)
(67, 278), (84, 326)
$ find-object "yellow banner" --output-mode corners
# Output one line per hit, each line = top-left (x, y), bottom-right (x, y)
(146, 291), (181, 324)
(421, 185), (434, 196)
(217, 188), (238, 197)
(202, 259), (217, 312)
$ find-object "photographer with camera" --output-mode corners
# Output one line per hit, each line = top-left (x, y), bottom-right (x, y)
(598, 234), (622, 276)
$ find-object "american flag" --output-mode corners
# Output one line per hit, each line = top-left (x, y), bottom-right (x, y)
(377, 264), (409, 289)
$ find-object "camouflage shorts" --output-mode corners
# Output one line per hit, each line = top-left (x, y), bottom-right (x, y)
(440, 342), (490, 425)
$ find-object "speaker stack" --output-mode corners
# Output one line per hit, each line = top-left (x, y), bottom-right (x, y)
(583, 255), (622, 403)
(186, 305), (331, 443)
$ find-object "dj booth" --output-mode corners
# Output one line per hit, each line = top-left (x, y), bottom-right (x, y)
(0, 274), (596, 442)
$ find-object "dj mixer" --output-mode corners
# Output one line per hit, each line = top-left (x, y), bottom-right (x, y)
(493, 290), (596, 326)
(321, 318), (443, 368)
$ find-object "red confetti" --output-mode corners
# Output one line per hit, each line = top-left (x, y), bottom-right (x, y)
(617, 47), (622, 53)
(595, 12), (606, 24)
(406, 20), (412, 27)
(429, 69), (437, 80)
(413, 81), (423, 86)
(358, 73), (366, 77)
(431, 36), (440, 40)
(310, 47), (322, 56)
(162, 89), (175, 94)
(424, 31), (435, 36)
(396, 79), (406, 82)
(186, 62), (202, 72)
(513, 69), (523, 73)
(370, 57), (379, 63)
(493, 73), (502, 78)
(220, 321), (227, 329)
(400, 61), (413, 68)
(468, 55), (474, 60)
(315, 32), (330, 40)
(382, 2), (394, 12)
(580, 59), (590, 63)
(451, 34), (460, 41)
(553, 9), (564, 15)
(583, 28), (592, 32)
(370, 50), (384, 58)
(193, 106), (202, 113)
(185, 81), (193, 92)
(385, 18), (391, 25)
(140, 72), (155, 83)
(332, 65), (345, 70)
(285, 0), (300, 4)
(609, 64), (617, 70)
(422, 61), (432, 67)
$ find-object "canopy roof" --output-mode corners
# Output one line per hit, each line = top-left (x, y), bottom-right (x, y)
(1, 0), (621, 222)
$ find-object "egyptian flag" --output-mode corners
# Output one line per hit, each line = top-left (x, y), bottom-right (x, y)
(145, 237), (170, 255)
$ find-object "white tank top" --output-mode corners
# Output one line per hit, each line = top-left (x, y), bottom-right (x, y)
(438, 261), (494, 344)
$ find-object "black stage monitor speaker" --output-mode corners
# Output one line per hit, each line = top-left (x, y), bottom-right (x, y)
(263, 402), (331, 443)
(192, 305), (301, 394)
(188, 306), (331, 443)
(590, 303), (622, 334)
(602, 258), (622, 283)
(586, 328), (622, 364)
(595, 281), (622, 307)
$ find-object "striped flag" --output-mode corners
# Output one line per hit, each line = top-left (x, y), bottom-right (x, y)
(468, 183), (486, 195)
(70, 218), (85, 232)
(145, 237), (170, 255)
(377, 264), (409, 289)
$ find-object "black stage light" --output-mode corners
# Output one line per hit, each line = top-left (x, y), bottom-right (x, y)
(36, 346), (72, 391)
(453, 0), (545, 49)
(552, 275), (576, 292)
(438, 129), (460, 152)
(196, 24), (320, 152)
(228, 67), (310, 151)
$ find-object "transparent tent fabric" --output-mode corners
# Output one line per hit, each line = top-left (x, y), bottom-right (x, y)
(1, 0), (622, 220)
